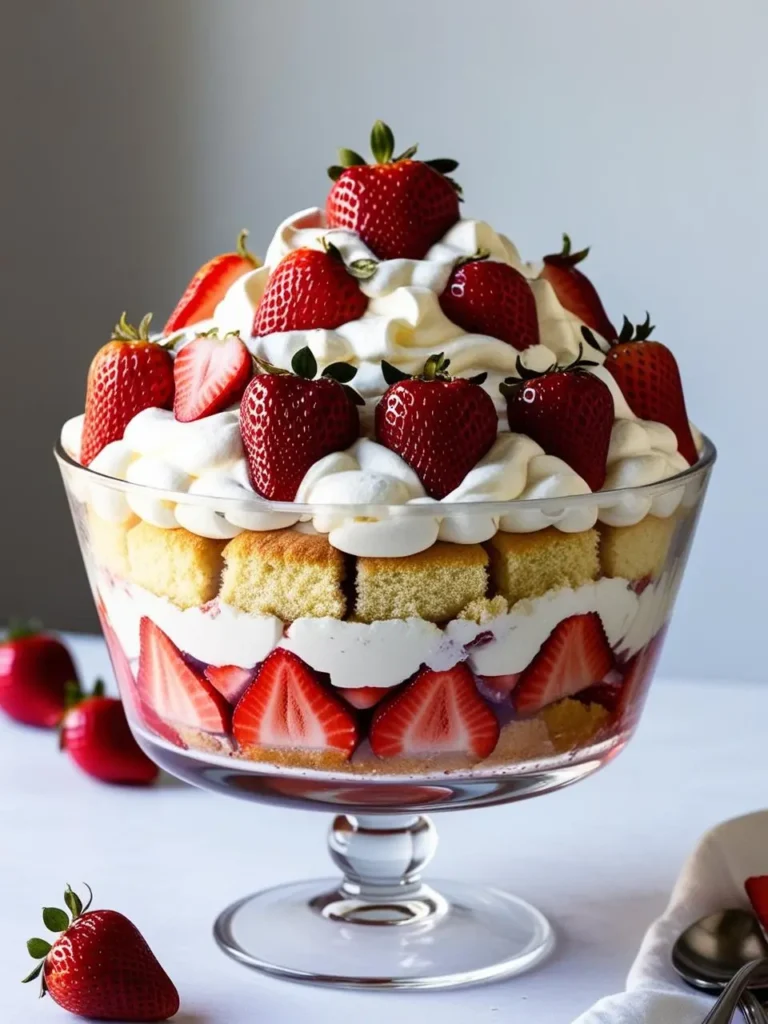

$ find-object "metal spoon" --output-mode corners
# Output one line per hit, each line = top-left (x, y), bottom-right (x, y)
(672, 909), (768, 1023)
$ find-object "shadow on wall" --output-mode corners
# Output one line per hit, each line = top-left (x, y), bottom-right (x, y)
(0, 3), (209, 630)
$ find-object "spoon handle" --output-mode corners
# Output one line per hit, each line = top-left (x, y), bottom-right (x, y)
(742, 991), (768, 1024)
(702, 961), (768, 1024)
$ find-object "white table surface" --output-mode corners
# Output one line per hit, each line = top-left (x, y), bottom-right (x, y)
(0, 634), (763, 1024)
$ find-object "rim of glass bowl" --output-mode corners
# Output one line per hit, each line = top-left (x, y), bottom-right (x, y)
(54, 435), (716, 520)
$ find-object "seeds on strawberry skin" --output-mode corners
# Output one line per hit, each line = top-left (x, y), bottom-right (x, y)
(501, 347), (614, 492)
(439, 253), (540, 351)
(23, 884), (179, 1021)
(326, 120), (461, 260)
(80, 313), (174, 466)
(375, 353), (498, 499)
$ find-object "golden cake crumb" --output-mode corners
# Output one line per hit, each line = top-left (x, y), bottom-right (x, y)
(599, 515), (677, 581)
(477, 718), (555, 766)
(354, 542), (488, 623)
(88, 508), (139, 578)
(541, 698), (609, 754)
(486, 528), (600, 605)
(221, 529), (346, 620)
(458, 595), (509, 624)
(237, 744), (353, 770)
(126, 521), (225, 609)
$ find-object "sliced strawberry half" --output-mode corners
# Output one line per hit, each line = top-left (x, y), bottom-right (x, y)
(204, 664), (256, 706)
(370, 664), (499, 760)
(232, 649), (359, 758)
(340, 686), (392, 710)
(137, 618), (230, 733)
(173, 329), (252, 422)
(745, 877), (768, 932)
(164, 229), (259, 333)
(614, 627), (666, 729)
(513, 613), (615, 716)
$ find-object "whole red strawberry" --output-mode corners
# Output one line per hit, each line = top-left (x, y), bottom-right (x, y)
(81, 313), (174, 465)
(540, 234), (616, 340)
(439, 252), (539, 350)
(252, 242), (369, 337)
(173, 328), (252, 422)
(23, 884), (179, 1021)
(601, 315), (698, 464)
(326, 120), (461, 260)
(240, 347), (362, 500)
(0, 622), (78, 728)
(501, 347), (614, 491)
(375, 354), (498, 499)
(60, 679), (159, 786)
(165, 228), (259, 334)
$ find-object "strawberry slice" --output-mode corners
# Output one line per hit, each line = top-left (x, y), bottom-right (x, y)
(370, 664), (499, 760)
(232, 649), (359, 758)
(137, 618), (230, 733)
(476, 672), (521, 703)
(173, 329), (252, 422)
(614, 628), (666, 728)
(745, 877), (768, 932)
(164, 229), (259, 334)
(204, 664), (255, 706)
(341, 686), (391, 710)
(513, 613), (614, 715)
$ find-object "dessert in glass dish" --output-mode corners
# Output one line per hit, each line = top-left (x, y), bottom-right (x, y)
(57, 121), (715, 988)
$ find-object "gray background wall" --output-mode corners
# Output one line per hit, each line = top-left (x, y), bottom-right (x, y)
(2, 0), (765, 682)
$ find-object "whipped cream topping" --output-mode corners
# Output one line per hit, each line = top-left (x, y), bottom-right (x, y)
(60, 208), (701, 555)
(98, 573), (667, 695)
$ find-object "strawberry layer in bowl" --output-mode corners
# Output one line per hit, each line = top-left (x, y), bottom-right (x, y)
(56, 120), (714, 808)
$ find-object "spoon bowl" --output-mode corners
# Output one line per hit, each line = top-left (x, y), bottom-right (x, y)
(673, 909), (768, 990)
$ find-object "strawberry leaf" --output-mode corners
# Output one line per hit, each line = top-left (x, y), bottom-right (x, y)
(64, 885), (82, 920)
(42, 907), (69, 933)
(346, 258), (378, 281)
(322, 362), (358, 384)
(291, 347), (318, 380)
(467, 372), (488, 386)
(327, 165), (345, 182)
(425, 158), (459, 174)
(92, 678), (106, 698)
(6, 618), (42, 641)
(393, 144), (418, 161)
(21, 962), (44, 984)
(581, 326), (606, 353)
(370, 120), (395, 164)
(27, 938), (51, 959)
(381, 360), (411, 386)
(81, 883), (93, 913)
(342, 384), (366, 407)
(338, 148), (366, 167)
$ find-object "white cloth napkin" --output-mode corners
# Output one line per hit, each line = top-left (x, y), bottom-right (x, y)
(574, 810), (768, 1023)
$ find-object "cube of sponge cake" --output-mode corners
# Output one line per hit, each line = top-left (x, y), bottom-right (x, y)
(126, 522), (225, 609)
(599, 515), (676, 581)
(486, 528), (599, 606)
(88, 508), (139, 578)
(354, 542), (488, 623)
(221, 529), (346, 620)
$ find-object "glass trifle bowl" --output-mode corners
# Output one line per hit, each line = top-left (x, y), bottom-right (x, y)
(56, 438), (714, 989)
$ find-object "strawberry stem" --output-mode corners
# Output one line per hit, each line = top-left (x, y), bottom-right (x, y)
(6, 618), (42, 641)
(112, 312), (153, 342)
(235, 229), (258, 265)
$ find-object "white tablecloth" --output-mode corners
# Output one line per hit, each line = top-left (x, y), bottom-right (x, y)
(0, 634), (763, 1024)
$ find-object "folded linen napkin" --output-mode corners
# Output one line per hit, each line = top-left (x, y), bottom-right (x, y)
(574, 810), (768, 1023)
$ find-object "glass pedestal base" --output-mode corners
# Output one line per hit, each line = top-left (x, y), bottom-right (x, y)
(213, 814), (554, 990)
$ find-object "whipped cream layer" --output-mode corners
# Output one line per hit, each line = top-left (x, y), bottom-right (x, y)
(61, 208), (698, 555)
(99, 573), (671, 693)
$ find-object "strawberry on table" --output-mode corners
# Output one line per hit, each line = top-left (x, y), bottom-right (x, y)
(60, 679), (158, 786)
(513, 613), (615, 716)
(80, 313), (175, 465)
(370, 663), (499, 760)
(232, 649), (359, 760)
(375, 353), (498, 499)
(0, 622), (78, 728)
(164, 228), (260, 334)
(173, 328), (252, 422)
(240, 345), (362, 500)
(137, 618), (230, 734)
(745, 876), (768, 932)
(501, 346), (614, 491)
(326, 120), (461, 260)
(540, 234), (616, 340)
(439, 251), (540, 351)
(601, 314), (698, 464)
(23, 883), (179, 1021)
(253, 241), (369, 337)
